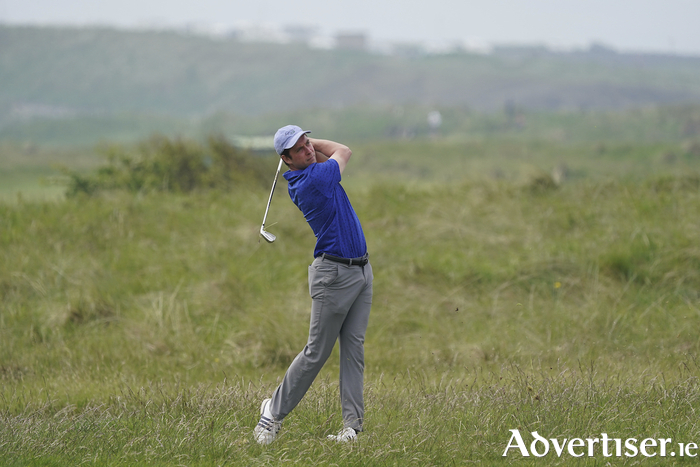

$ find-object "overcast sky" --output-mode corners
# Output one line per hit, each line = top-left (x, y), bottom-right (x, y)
(2, 0), (699, 55)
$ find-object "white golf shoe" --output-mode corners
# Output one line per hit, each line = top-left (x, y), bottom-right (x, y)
(253, 398), (282, 445)
(327, 427), (358, 442)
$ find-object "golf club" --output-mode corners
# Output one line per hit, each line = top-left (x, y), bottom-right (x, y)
(260, 158), (284, 243)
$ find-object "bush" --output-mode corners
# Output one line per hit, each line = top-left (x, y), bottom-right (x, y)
(64, 134), (273, 196)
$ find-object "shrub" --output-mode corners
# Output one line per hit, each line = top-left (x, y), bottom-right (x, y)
(64, 134), (272, 196)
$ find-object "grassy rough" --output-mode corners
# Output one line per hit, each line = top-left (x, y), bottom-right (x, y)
(2, 167), (700, 464)
(2, 369), (700, 465)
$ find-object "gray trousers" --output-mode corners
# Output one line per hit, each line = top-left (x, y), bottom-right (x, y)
(269, 256), (373, 432)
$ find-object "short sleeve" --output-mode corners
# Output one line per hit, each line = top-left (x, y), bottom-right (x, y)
(308, 159), (341, 197)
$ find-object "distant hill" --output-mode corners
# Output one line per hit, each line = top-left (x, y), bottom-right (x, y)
(2, 24), (700, 126)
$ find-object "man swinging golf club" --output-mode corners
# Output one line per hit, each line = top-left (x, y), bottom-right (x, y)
(254, 125), (373, 444)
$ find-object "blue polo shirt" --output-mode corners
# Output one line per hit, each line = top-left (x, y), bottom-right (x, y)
(283, 158), (367, 259)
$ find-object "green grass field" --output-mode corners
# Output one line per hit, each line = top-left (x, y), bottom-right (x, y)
(2, 125), (700, 465)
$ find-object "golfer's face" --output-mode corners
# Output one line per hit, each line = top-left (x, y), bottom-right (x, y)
(285, 135), (315, 171)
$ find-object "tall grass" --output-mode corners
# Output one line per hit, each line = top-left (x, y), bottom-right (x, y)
(2, 147), (700, 463)
(3, 367), (700, 466)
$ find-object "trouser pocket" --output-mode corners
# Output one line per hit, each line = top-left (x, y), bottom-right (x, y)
(309, 260), (340, 298)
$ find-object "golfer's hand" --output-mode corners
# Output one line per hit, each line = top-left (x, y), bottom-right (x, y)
(310, 138), (352, 174)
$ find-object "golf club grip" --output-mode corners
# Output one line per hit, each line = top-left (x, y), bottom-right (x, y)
(261, 158), (284, 227)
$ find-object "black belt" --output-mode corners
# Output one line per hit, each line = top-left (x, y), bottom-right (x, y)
(318, 252), (369, 266)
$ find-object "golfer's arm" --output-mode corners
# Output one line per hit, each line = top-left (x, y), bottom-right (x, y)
(310, 138), (352, 174)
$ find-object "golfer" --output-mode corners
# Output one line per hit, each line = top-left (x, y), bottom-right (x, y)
(254, 125), (373, 444)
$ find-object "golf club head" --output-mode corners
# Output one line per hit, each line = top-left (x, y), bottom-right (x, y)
(260, 226), (276, 243)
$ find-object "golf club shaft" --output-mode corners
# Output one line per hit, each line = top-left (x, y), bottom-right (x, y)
(261, 158), (284, 229)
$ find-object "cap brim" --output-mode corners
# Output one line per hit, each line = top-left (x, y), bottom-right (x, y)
(283, 130), (311, 151)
